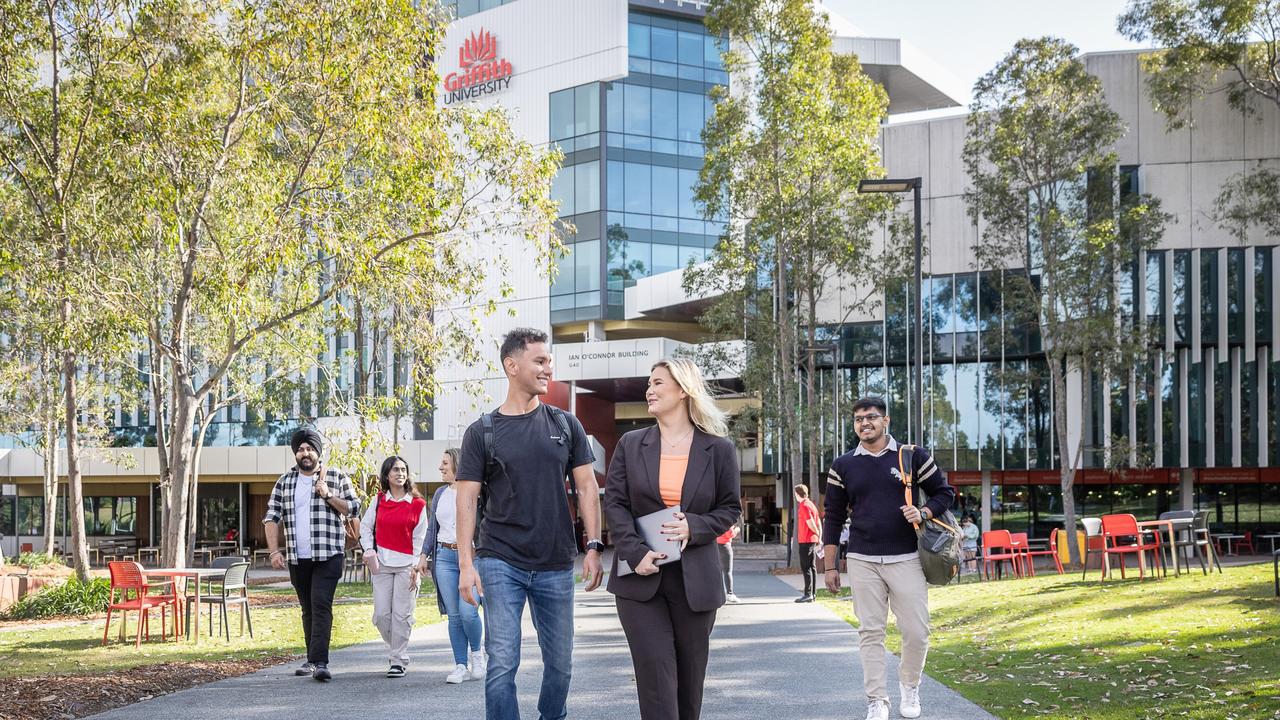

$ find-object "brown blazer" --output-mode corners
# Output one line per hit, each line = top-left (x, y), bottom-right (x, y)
(605, 425), (741, 613)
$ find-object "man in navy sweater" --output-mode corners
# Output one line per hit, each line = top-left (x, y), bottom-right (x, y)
(822, 397), (955, 720)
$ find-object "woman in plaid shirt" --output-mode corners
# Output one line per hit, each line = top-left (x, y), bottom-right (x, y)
(263, 427), (360, 682)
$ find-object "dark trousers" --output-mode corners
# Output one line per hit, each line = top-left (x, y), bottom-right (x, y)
(799, 542), (816, 596)
(615, 564), (717, 720)
(288, 554), (343, 665)
(717, 542), (734, 594)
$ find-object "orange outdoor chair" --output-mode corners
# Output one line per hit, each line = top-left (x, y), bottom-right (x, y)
(981, 530), (1024, 580)
(102, 561), (181, 647)
(1100, 514), (1162, 581)
(1232, 531), (1256, 555)
(1018, 528), (1066, 576)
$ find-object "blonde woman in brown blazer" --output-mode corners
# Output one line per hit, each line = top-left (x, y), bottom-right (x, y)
(605, 358), (741, 720)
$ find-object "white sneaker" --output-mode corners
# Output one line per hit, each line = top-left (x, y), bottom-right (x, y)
(899, 683), (921, 719)
(725, 592), (740, 604)
(864, 699), (890, 720)
(446, 664), (469, 684)
(468, 650), (487, 680)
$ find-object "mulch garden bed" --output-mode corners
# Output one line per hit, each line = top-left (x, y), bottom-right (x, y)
(0, 655), (296, 720)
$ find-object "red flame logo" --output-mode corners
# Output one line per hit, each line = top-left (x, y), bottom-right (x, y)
(459, 29), (498, 68)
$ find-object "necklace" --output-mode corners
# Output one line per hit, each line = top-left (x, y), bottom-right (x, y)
(661, 426), (694, 449)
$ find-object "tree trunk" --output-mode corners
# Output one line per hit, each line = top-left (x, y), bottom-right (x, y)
(1050, 356), (1082, 566)
(62, 352), (90, 582)
(776, 241), (803, 560)
(41, 410), (59, 555)
(161, 391), (198, 568)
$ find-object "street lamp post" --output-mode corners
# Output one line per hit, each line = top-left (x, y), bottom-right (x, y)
(857, 177), (923, 444)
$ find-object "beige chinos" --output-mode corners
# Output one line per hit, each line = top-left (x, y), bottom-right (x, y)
(847, 555), (930, 703)
(371, 563), (418, 667)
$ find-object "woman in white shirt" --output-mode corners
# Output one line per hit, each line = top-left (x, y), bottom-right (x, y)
(359, 455), (429, 678)
(423, 448), (486, 684)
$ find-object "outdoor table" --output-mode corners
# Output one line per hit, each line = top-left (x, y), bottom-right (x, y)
(143, 567), (229, 644)
(138, 547), (160, 564)
(1213, 533), (1244, 556)
(1259, 533), (1280, 554)
(1136, 519), (1179, 575)
(193, 547), (216, 567)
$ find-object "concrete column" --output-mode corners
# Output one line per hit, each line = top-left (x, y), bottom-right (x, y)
(1179, 467), (1195, 512)
(980, 470), (992, 534)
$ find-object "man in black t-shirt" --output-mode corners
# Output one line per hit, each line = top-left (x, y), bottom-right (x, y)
(454, 327), (603, 720)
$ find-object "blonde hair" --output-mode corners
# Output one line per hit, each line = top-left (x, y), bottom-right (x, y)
(651, 358), (728, 437)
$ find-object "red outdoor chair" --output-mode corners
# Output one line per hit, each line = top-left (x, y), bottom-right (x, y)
(19, 543), (33, 554)
(102, 561), (181, 647)
(981, 530), (1024, 580)
(1232, 531), (1256, 555)
(1100, 514), (1162, 581)
(1019, 529), (1066, 576)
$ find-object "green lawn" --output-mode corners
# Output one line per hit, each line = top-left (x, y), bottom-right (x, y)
(819, 564), (1280, 720)
(0, 582), (441, 678)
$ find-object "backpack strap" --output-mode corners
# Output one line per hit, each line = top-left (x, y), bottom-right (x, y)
(481, 411), (496, 467)
(898, 444), (918, 530)
(546, 406), (579, 508)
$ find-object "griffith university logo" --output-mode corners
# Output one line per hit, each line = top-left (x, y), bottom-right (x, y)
(443, 28), (514, 104)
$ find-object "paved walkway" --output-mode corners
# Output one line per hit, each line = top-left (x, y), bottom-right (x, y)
(90, 571), (995, 720)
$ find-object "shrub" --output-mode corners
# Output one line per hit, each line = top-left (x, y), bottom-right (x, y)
(1, 577), (112, 620)
(15, 552), (61, 568)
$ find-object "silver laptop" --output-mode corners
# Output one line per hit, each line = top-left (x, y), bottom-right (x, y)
(615, 505), (683, 576)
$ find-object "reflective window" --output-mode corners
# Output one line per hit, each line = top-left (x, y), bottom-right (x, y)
(979, 361), (1003, 469)
(1173, 250), (1191, 342)
(1146, 250), (1164, 333)
(0, 496), (13, 536)
(1162, 355), (1179, 467)
(1242, 359), (1258, 467)
(1213, 359), (1230, 467)
(1257, 247), (1272, 344)
(443, 0), (516, 19)
(1261, 483), (1280, 530)
(17, 497), (44, 535)
(955, 362), (979, 469)
(1201, 249), (1218, 341)
(1227, 248), (1245, 342)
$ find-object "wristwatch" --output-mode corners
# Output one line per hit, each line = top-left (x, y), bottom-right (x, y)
(585, 539), (605, 553)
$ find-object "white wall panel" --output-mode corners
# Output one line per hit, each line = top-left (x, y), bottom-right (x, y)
(1086, 53), (1140, 164)
(1144, 163), (1192, 249)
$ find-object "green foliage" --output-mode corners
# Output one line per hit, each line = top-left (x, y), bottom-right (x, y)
(1, 577), (111, 620)
(964, 38), (1170, 560)
(1118, 0), (1280, 130)
(1120, 0), (1280, 240)
(13, 552), (61, 569)
(690, 0), (900, 475)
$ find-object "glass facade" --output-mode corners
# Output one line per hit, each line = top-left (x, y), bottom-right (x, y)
(550, 11), (727, 323)
(442, 0), (518, 19)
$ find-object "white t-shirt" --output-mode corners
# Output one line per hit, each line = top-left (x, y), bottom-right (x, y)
(436, 484), (458, 545)
(293, 473), (314, 560)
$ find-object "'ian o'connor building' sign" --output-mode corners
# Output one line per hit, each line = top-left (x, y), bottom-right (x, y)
(443, 29), (513, 104)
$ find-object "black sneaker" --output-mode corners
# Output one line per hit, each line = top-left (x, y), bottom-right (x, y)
(313, 664), (332, 682)
(386, 665), (405, 678)
(295, 662), (315, 676)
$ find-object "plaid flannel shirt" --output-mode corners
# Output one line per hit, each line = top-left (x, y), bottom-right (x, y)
(263, 466), (360, 564)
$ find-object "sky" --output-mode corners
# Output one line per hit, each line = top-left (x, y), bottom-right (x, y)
(824, 0), (1154, 117)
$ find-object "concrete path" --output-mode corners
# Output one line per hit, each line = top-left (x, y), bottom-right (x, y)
(89, 571), (996, 720)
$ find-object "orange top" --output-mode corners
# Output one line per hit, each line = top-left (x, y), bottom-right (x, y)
(658, 454), (689, 508)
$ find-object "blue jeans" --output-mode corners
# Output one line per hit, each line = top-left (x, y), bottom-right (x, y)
(435, 545), (484, 665)
(476, 556), (575, 720)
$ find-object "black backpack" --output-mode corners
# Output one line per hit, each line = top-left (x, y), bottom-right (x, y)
(474, 405), (577, 546)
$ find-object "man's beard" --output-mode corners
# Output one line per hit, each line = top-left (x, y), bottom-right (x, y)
(297, 456), (318, 472)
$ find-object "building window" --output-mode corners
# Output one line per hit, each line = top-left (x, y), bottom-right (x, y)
(1258, 247), (1273, 345)
(17, 497), (43, 536)
(0, 496), (15, 536)
(1173, 250), (1191, 342)
(1226, 247), (1245, 343)
(443, 0), (516, 20)
(1201, 249), (1218, 342)
(1145, 250), (1164, 335)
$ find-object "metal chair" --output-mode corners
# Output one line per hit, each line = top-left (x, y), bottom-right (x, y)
(1081, 518), (1105, 580)
(186, 561), (253, 640)
(1191, 510), (1223, 573)
(1158, 510), (1198, 574)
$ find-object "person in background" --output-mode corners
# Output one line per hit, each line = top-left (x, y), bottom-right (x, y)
(960, 514), (980, 574)
(423, 448), (486, 685)
(794, 484), (820, 603)
(716, 514), (742, 604)
(360, 455), (429, 678)
(263, 427), (359, 682)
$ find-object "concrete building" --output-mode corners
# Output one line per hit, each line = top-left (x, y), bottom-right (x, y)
(3, 0), (1275, 558)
